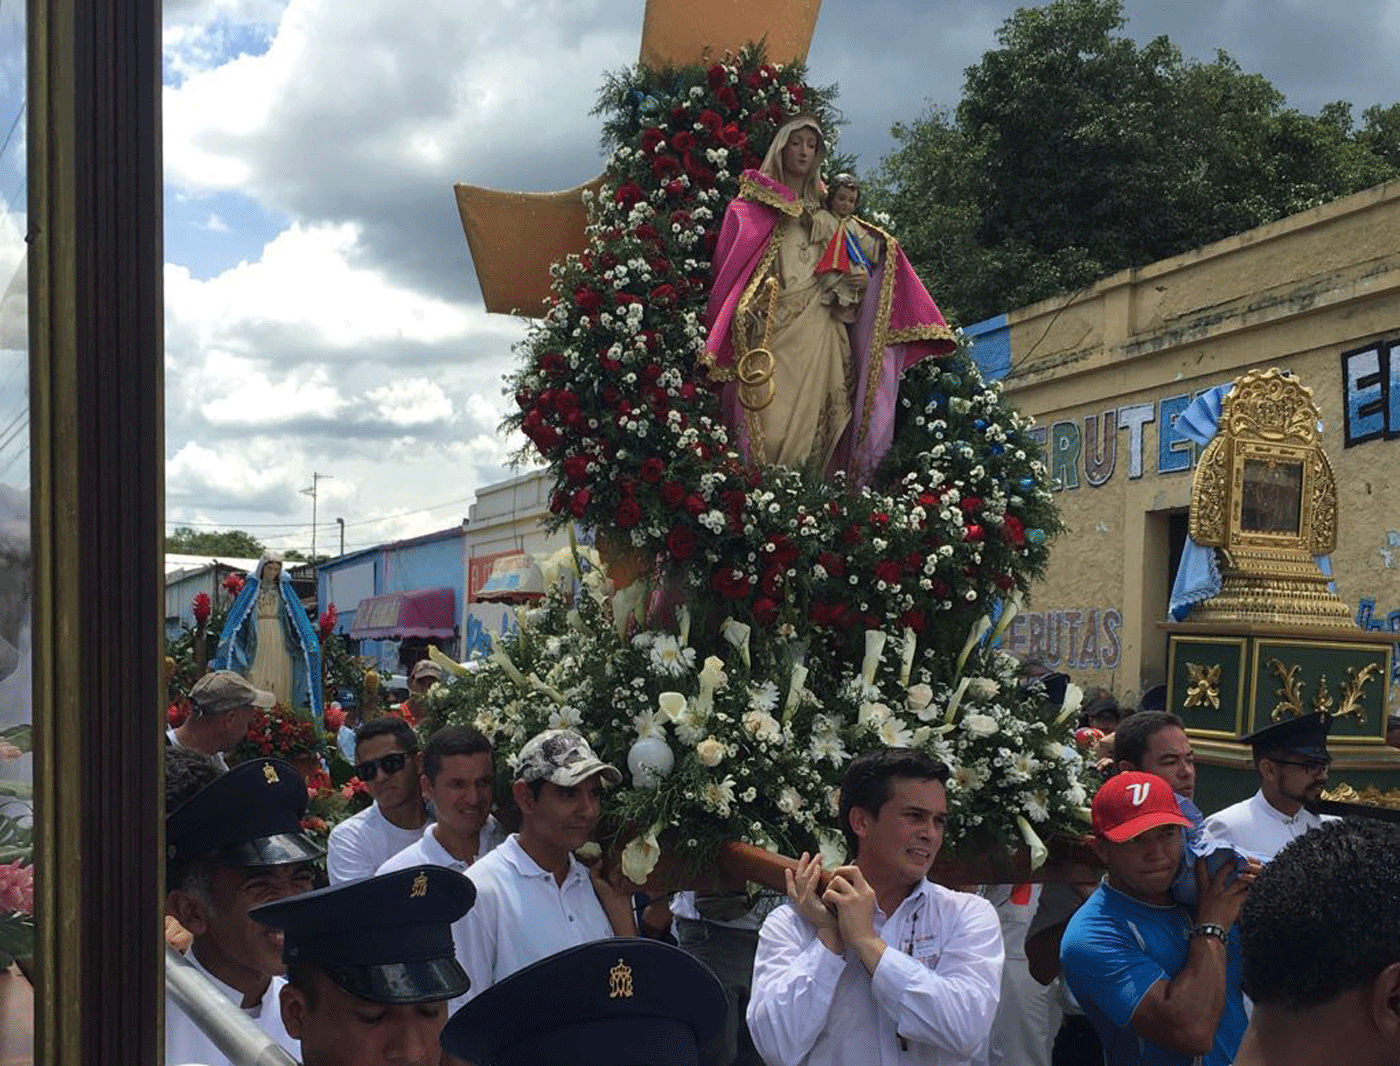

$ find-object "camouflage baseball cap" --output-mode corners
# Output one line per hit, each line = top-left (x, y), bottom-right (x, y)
(515, 729), (621, 787)
(190, 670), (275, 716)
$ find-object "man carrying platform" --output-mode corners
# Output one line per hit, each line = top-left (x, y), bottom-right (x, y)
(1061, 772), (1253, 1066)
(251, 864), (475, 1066)
(747, 748), (1004, 1065)
(1204, 712), (1337, 863)
(164, 755), (324, 1066)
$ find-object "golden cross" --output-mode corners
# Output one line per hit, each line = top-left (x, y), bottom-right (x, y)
(454, 0), (822, 317)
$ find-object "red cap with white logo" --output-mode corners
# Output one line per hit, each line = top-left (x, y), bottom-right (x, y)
(1092, 771), (1194, 843)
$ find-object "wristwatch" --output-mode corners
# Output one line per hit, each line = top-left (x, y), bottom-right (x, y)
(1190, 921), (1230, 945)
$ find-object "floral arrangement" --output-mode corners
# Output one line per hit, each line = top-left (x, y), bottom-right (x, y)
(0, 724), (33, 968)
(431, 46), (1081, 882)
(231, 704), (326, 763)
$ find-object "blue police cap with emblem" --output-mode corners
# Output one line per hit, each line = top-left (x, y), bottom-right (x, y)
(1241, 711), (1333, 762)
(251, 865), (475, 1005)
(166, 757), (324, 869)
(441, 937), (726, 1066)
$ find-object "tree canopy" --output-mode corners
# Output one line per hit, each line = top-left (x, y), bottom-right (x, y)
(871, 0), (1398, 326)
(165, 526), (266, 559)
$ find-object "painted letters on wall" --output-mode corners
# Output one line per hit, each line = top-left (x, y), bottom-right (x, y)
(1341, 339), (1400, 447)
(1005, 607), (1123, 669)
(1032, 386), (1224, 491)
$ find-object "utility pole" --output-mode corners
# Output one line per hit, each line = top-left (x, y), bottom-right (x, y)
(301, 472), (332, 559)
(336, 517), (345, 556)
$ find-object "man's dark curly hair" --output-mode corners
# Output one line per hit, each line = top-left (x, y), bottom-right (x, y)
(838, 747), (949, 860)
(1242, 819), (1400, 1008)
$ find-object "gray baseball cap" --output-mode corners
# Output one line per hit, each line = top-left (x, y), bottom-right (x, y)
(515, 729), (621, 787)
(190, 670), (276, 715)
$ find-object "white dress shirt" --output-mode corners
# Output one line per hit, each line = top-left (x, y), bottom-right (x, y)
(748, 878), (1004, 1066)
(1204, 789), (1336, 863)
(164, 946), (297, 1066)
(376, 815), (505, 875)
(326, 801), (427, 884)
(455, 834), (615, 1007)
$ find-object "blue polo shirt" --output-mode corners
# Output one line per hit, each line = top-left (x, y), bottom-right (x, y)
(1060, 881), (1246, 1066)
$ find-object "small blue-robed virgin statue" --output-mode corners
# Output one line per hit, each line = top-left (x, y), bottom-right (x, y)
(211, 552), (323, 731)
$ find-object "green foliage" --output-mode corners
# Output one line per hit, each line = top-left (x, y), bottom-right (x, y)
(166, 526), (266, 558)
(871, 0), (1400, 326)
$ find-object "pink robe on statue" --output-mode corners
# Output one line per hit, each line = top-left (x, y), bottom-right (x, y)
(701, 170), (957, 482)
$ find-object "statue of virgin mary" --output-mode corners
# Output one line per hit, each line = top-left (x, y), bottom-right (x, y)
(701, 114), (958, 481)
(211, 552), (324, 730)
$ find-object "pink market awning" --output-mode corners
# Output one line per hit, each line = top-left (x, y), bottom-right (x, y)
(349, 587), (456, 640)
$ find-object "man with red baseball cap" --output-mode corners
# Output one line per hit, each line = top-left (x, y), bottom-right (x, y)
(1059, 772), (1254, 1066)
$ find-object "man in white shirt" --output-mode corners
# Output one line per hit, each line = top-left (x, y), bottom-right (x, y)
(457, 728), (637, 1003)
(748, 747), (1004, 1066)
(1205, 712), (1336, 863)
(378, 724), (506, 875)
(164, 752), (324, 1066)
(328, 716), (429, 884)
(168, 670), (274, 770)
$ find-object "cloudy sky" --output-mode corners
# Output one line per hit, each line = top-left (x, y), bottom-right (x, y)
(11, 0), (1398, 557)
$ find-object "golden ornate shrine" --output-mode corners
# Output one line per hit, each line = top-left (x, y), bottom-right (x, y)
(1187, 368), (1352, 627)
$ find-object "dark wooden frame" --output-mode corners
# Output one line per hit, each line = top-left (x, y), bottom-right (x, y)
(28, 0), (164, 1060)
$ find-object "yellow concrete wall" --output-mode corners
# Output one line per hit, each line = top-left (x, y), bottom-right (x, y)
(997, 182), (1400, 704)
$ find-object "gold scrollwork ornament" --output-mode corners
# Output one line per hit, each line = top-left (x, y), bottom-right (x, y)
(1266, 658), (1305, 721)
(1183, 663), (1222, 711)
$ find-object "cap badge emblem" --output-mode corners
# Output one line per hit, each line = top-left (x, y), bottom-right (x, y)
(410, 872), (428, 898)
(608, 958), (634, 999)
(263, 763), (280, 785)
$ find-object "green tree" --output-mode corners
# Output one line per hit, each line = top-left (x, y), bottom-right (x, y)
(872, 0), (1398, 326)
(165, 526), (266, 558)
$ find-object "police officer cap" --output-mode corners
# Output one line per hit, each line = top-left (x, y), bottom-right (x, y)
(1241, 711), (1332, 761)
(166, 757), (324, 868)
(441, 937), (726, 1066)
(251, 865), (475, 1005)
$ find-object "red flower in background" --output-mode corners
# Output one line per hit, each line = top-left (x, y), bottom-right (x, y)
(670, 131), (694, 154)
(569, 489), (592, 518)
(640, 127), (665, 154)
(304, 767), (331, 794)
(191, 592), (211, 626)
(667, 525), (696, 561)
(710, 567), (751, 601)
(697, 109), (722, 137)
(614, 182), (645, 208)
(574, 286), (603, 314)
(167, 701), (190, 728)
(715, 86), (739, 113)
(616, 497), (641, 528)
(221, 573), (244, 596)
(1002, 515), (1027, 546)
(323, 702), (346, 733)
(752, 597), (779, 625)
(318, 603), (338, 639)
(651, 155), (681, 181)
(341, 777), (369, 800)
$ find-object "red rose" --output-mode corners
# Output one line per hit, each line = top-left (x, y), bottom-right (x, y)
(553, 391), (579, 417)
(752, 597), (779, 624)
(540, 351), (565, 376)
(640, 457), (665, 483)
(707, 63), (727, 89)
(759, 566), (784, 598)
(661, 481), (686, 508)
(766, 534), (798, 567)
(614, 182), (645, 207)
(574, 286), (602, 314)
(633, 222), (659, 241)
(616, 497), (642, 528)
(964, 524), (985, 542)
(680, 382), (699, 402)
(995, 573), (1017, 591)
(697, 109), (723, 137)
(710, 567), (751, 600)
(788, 84), (806, 105)
(719, 123), (746, 150)
(669, 208), (693, 228)
(569, 489), (591, 518)
(667, 525), (696, 560)
(665, 179), (686, 197)
(716, 86), (739, 112)
(720, 489), (746, 518)
(960, 497), (984, 514)
(839, 525), (862, 546)
(221, 573), (244, 596)
(808, 601), (848, 626)
(871, 512), (891, 527)
(564, 454), (589, 482)
(528, 424), (560, 453)
(191, 592), (211, 626)
(651, 155), (681, 181)
(1002, 515), (1027, 546)
(670, 131), (694, 154)
(640, 127), (665, 154)
(684, 152), (715, 187)
(899, 610), (928, 634)
(649, 283), (678, 307)
(683, 493), (706, 517)
(744, 71), (764, 90)
(874, 561), (904, 585)
(817, 551), (846, 578)
(550, 491), (567, 515)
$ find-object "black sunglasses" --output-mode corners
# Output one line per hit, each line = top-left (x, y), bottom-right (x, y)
(1267, 757), (1331, 774)
(354, 751), (411, 781)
